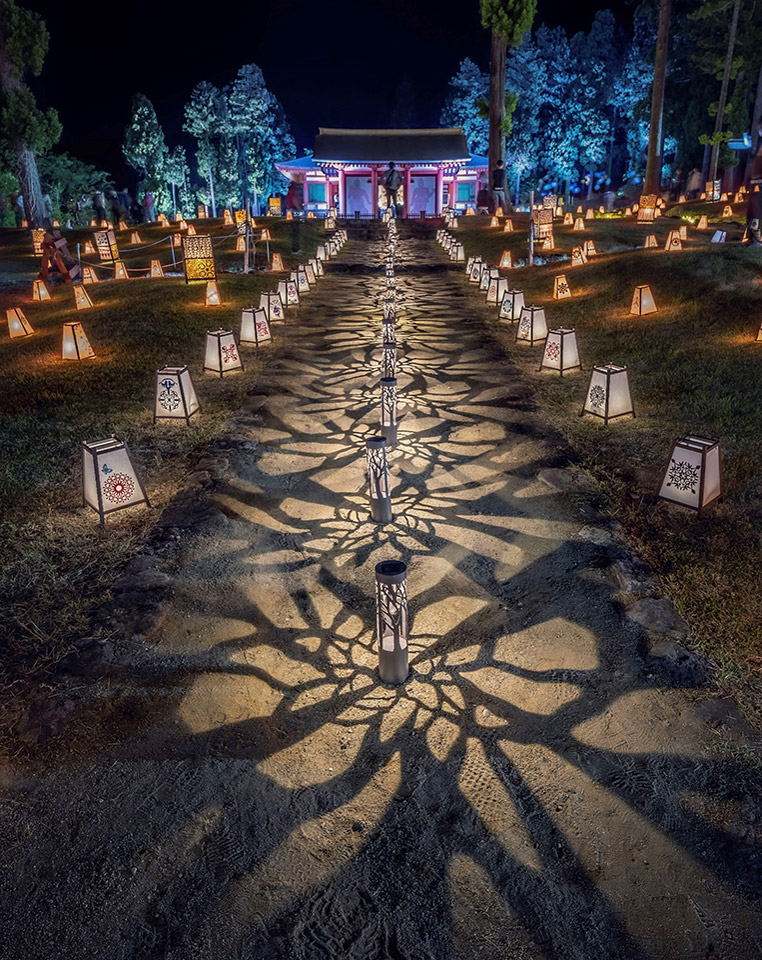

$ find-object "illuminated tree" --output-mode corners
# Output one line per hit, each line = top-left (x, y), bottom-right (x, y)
(440, 58), (489, 155)
(122, 93), (169, 212)
(184, 80), (227, 217)
(165, 145), (190, 218)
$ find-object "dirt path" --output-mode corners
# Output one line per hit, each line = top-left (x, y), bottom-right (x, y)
(2, 230), (762, 960)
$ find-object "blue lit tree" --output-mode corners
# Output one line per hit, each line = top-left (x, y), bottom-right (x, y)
(123, 93), (169, 212)
(440, 58), (490, 155)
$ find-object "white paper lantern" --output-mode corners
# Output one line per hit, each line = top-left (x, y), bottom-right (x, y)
(499, 289), (525, 321)
(278, 278), (300, 306)
(154, 366), (200, 423)
(62, 321), (95, 360)
(516, 306), (547, 345)
(658, 435), (722, 516)
(204, 330), (243, 376)
(487, 275), (509, 305)
(6, 307), (34, 339)
(450, 242), (465, 262)
(539, 328), (581, 375)
(295, 267), (310, 293)
(240, 307), (272, 346)
(82, 436), (149, 523)
(469, 258), (485, 283)
(581, 364), (634, 424)
(480, 266), (497, 292)
(711, 230), (727, 243)
(259, 292), (284, 322)
(553, 275), (571, 299)
(630, 285), (657, 316)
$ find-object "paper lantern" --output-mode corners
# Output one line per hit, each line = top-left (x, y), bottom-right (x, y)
(32, 279), (51, 302)
(240, 306), (272, 346)
(277, 278), (300, 306)
(489, 216), (499, 228)
(711, 230), (727, 243)
(659, 435), (722, 516)
(541, 235), (554, 250)
(173, 234), (182, 248)
(630, 285), (657, 316)
(698, 215), (708, 229)
(271, 253), (285, 271)
(113, 260), (129, 279)
(316, 244), (326, 261)
(487, 276), (509, 305)
(223, 210), (234, 225)
(480, 266), (498, 293)
(366, 436), (392, 523)
(130, 232), (142, 244)
(183, 235), (216, 282)
(117, 220), (127, 231)
(62, 321), (94, 359)
(450, 242), (465, 262)
(679, 224), (687, 240)
(581, 364), (634, 424)
(380, 376), (397, 446)
(573, 217), (585, 231)
(503, 219), (514, 232)
(310, 257), (323, 278)
(259, 292), (284, 322)
(94, 229), (119, 262)
(6, 307), (34, 338)
(158, 214), (169, 226)
(553, 275), (571, 299)
(563, 212), (573, 225)
(197, 205), (207, 218)
(540, 328), (581, 375)
(307, 211), (315, 218)
(89, 219), (96, 226)
(83, 241), (95, 255)
(375, 559), (408, 684)
(499, 289), (524, 321)
(678, 194), (686, 204)
(82, 265), (99, 284)
(644, 235), (657, 249)
(700, 192), (706, 200)
(499, 250), (512, 269)
(74, 285), (93, 309)
(734, 192), (743, 204)
(664, 231), (682, 252)
(722, 205), (733, 218)
(31, 228), (45, 255)
(150, 259), (164, 278)
(235, 235), (246, 252)
(571, 246), (587, 266)
(205, 280), (222, 306)
(52, 219), (60, 227)
(720, 193), (728, 203)
(624, 206), (633, 216)
(585, 208), (594, 220)
(305, 262), (316, 285)
(576, 205), (583, 213)
(260, 229), (271, 241)
(187, 224), (197, 236)
(637, 195), (657, 223)
(495, 206), (504, 217)
(177, 219), (188, 231)
(516, 305), (547, 345)
(465, 207), (475, 216)
(154, 366), (199, 423)
(295, 267), (310, 293)
(204, 329), (242, 376)
(469, 258), (485, 284)
(82, 437), (149, 523)
(583, 240), (597, 257)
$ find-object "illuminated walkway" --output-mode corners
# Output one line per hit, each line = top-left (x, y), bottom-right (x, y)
(3, 231), (761, 960)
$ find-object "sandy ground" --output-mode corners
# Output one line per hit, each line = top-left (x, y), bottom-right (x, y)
(2, 229), (762, 960)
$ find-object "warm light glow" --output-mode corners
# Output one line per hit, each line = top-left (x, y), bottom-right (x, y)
(271, 253), (285, 271)
(637, 195), (656, 223)
(118, 220), (128, 231)
(503, 219), (514, 232)
(261, 229), (271, 240)
(130, 231), (142, 244)
(664, 230), (682, 252)
(563, 212), (573, 225)
(83, 241), (95, 255)
(183, 235), (216, 282)
(224, 209), (234, 225)
(624, 206), (632, 215)
(722, 205), (733, 217)
(286, 210), (293, 220)
(658, 435), (722, 515)
(720, 193), (728, 202)
(495, 206), (504, 217)
(630, 284), (656, 316)
(62, 320), (94, 359)
(94, 229), (119, 262)
(466, 207), (475, 215)
(679, 224), (687, 240)
(553, 275), (571, 299)
(644, 235), (657, 248)
(499, 250), (512, 269)
(187, 223), (197, 236)
(6, 307), (34, 338)
(150, 259), (164, 278)
(698, 215), (708, 229)
(573, 217), (585, 231)
(82, 265), (99, 284)
(490, 216), (499, 227)
(583, 240), (597, 257)
(31, 228), (45, 254)
(678, 194), (686, 203)
(205, 280), (222, 306)
(204, 329), (242, 375)
(32, 279), (51, 302)
(586, 209), (594, 219)
(114, 260), (129, 279)
(571, 245), (587, 266)
(74, 285), (93, 309)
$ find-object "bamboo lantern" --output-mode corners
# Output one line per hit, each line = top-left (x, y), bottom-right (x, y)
(487, 275), (509, 305)
(154, 366), (199, 423)
(240, 306), (272, 346)
(573, 217), (585, 231)
(563, 212), (573, 225)
(711, 230), (727, 243)
(261, 229), (271, 241)
(503, 219), (514, 232)
(644, 235), (657, 249)
(62, 321), (94, 359)
(698, 215), (708, 229)
(658, 435), (722, 516)
(630, 285), (657, 316)
(271, 252), (285, 271)
(114, 260), (129, 279)
(679, 224), (687, 240)
(82, 436), (149, 523)
(204, 329), (242, 376)
(722, 205), (733, 217)
(664, 231), (682, 252)
(499, 250), (512, 269)
(259, 292), (284, 322)
(6, 307), (34, 338)
(516, 305), (547, 345)
(130, 231), (142, 244)
(74, 285), (94, 309)
(553, 275), (571, 300)
(571, 246), (587, 266)
(539, 328), (581, 375)
(223, 209), (234, 225)
(490, 216), (499, 227)
(499, 289), (524, 321)
(581, 364), (634, 424)
(450, 242), (465, 262)
(585, 208), (594, 220)
(83, 241), (95, 255)
(32, 280), (51, 302)
(583, 240), (597, 257)
(366, 436), (392, 523)
(375, 559), (408, 684)
(277, 278), (299, 306)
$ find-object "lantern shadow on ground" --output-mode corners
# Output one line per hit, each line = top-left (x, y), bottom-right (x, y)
(5, 238), (762, 960)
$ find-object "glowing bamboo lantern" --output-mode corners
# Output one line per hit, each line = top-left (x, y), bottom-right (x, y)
(711, 230), (727, 243)
(62, 321), (94, 359)
(722, 205), (733, 217)
(450, 242), (465, 262)
(664, 231), (682, 252)
(698, 215), (708, 229)
(6, 307), (34, 338)
(375, 559), (408, 684)
(581, 364), (634, 424)
(644, 235), (657, 249)
(658, 435), (722, 516)
(277, 278), (299, 306)
(499, 289), (524, 321)
(490, 216), (499, 227)
(380, 377), (397, 446)
(150, 260), (164, 278)
(223, 209), (234, 225)
(82, 436), (149, 523)
(83, 241), (95, 255)
(499, 250), (512, 269)
(586, 208), (594, 220)
(553, 275), (571, 299)
(261, 229), (271, 241)
(540, 328), (581, 375)
(114, 260), (129, 279)
(204, 329), (242, 376)
(583, 239), (597, 257)
(516, 305), (547, 345)
(503, 219), (514, 232)
(679, 224), (687, 240)
(240, 306), (272, 346)
(259, 292), (284, 322)
(487, 275), (509, 305)
(271, 252), (285, 271)
(630, 284), (657, 315)
(74, 285), (93, 309)
(573, 217), (585, 231)
(32, 279), (51, 302)
(366, 436), (392, 523)
(563, 212), (573, 225)
(571, 246), (587, 266)
(154, 366), (199, 423)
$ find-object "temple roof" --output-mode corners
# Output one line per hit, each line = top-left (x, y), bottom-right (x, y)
(313, 128), (471, 163)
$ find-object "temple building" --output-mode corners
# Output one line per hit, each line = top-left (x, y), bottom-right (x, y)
(276, 128), (489, 218)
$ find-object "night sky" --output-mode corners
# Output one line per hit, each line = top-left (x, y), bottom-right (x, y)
(33, 0), (629, 188)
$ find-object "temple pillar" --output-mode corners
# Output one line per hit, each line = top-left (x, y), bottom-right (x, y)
(404, 167), (411, 219)
(371, 166), (378, 218)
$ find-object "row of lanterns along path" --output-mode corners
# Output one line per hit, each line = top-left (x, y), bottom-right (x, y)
(438, 215), (723, 518)
(7, 216), (347, 524)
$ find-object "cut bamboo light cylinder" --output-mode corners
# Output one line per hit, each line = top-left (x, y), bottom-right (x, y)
(62, 321), (94, 359)
(380, 377), (397, 446)
(204, 330), (243, 376)
(375, 559), (408, 685)
(499, 289), (525, 321)
(366, 436), (392, 523)
(539, 328), (581, 375)
(82, 436), (149, 524)
(7, 308), (34, 338)
(516, 306), (547, 345)
(658, 435), (722, 517)
(630, 285), (657, 315)
(553, 275), (571, 299)
(154, 366), (199, 423)
(240, 307), (272, 346)
(581, 364), (634, 424)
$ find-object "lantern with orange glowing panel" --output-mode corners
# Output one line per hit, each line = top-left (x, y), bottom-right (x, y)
(553, 275), (571, 299)
(62, 321), (94, 359)
(150, 260), (164, 278)
(6, 308), (33, 338)
(271, 253), (285, 271)
(630, 285), (657, 315)
(499, 250), (512, 269)
(74, 285), (93, 309)
(32, 280), (51, 302)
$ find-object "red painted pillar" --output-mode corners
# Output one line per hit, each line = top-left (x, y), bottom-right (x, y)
(302, 177), (309, 210)
(371, 165), (378, 218)
(339, 169), (345, 217)
(404, 167), (411, 219)
(435, 167), (443, 217)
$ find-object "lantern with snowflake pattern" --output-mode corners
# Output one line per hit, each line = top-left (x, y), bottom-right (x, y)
(154, 366), (199, 424)
(499, 289), (524, 321)
(204, 330), (243, 376)
(658, 435), (722, 516)
(581, 364), (634, 424)
(553, 275), (571, 300)
(82, 436), (149, 524)
(539, 328), (581, 375)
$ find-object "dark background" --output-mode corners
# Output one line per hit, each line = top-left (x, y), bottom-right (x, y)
(32, 0), (630, 188)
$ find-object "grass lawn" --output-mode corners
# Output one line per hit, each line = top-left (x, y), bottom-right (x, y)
(0, 215), (324, 731)
(455, 199), (762, 727)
